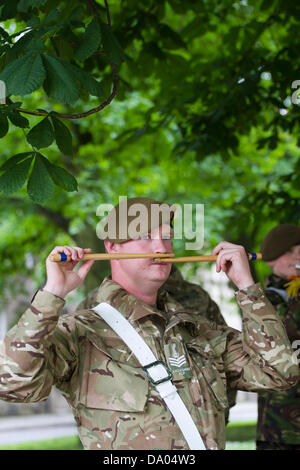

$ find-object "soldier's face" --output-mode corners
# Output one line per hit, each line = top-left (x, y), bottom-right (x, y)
(112, 224), (173, 285)
(268, 244), (300, 278)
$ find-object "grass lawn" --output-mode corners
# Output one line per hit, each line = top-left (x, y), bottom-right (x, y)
(0, 421), (257, 450)
(225, 421), (256, 450)
(0, 435), (83, 450)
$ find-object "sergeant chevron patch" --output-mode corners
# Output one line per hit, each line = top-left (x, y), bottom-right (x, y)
(169, 355), (187, 368)
(165, 338), (193, 380)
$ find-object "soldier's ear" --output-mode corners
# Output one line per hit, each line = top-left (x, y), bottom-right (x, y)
(104, 241), (122, 253)
(104, 241), (114, 253)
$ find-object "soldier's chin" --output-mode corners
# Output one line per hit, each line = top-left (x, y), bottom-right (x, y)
(150, 264), (171, 279)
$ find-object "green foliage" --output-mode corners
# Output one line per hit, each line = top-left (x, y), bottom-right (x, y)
(0, 52), (46, 95)
(0, 0), (299, 300)
(75, 17), (101, 62)
(44, 157), (77, 192)
(0, 150), (77, 204)
(27, 153), (55, 202)
(0, 0), (299, 206)
(50, 114), (73, 155)
(0, 152), (33, 194)
(0, 112), (8, 137)
(100, 20), (125, 66)
(0, 0), (124, 202)
(42, 54), (81, 104)
(26, 116), (54, 149)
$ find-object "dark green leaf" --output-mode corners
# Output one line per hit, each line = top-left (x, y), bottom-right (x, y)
(43, 8), (59, 25)
(157, 24), (186, 50)
(7, 110), (30, 128)
(100, 22), (125, 66)
(0, 0), (19, 20)
(44, 159), (78, 192)
(27, 153), (54, 203)
(75, 17), (101, 62)
(27, 17), (40, 27)
(42, 54), (80, 104)
(11, 31), (46, 57)
(0, 154), (33, 194)
(81, 72), (104, 97)
(0, 52), (46, 96)
(53, 38), (74, 61)
(26, 116), (54, 149)
(17, 0), (47, 13)
(67, 63), (104, 97)
(0, 152), (33, 171)
(5, 101), (22, 109)
(50, 115), (73, 155)
(0, 26), (10, 41)
(0, 113), (8, 137)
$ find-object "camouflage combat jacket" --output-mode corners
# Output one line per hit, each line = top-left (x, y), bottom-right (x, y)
(257, 274), (300, 444)
(0, 277), (299, 450)
(79, 265), (237, 416)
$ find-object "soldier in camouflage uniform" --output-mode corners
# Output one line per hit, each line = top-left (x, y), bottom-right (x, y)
(78, 263), (237, 419)
(0, 199), (299, 450)
(256, 224), (300, 450)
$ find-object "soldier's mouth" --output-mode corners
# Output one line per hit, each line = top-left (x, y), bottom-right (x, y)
(152, 259), (169, 266)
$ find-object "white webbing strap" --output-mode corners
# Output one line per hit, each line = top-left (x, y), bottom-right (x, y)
(92, 302), (206, 450)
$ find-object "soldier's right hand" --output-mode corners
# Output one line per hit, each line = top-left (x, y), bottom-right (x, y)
(43, 246), (95, 299)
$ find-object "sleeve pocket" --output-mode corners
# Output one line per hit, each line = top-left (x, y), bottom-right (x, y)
(200, 363), (229, 410)
(187, 341), (228, 411)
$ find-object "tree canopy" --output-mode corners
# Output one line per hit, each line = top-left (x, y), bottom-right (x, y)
(0, 0), (299, 301)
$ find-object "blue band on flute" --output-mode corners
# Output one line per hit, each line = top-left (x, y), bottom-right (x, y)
(247, 252), (257, 260)
(60, 253), (68, 262)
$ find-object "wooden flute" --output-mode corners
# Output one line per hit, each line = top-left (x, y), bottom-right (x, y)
(155, 253), (262, 263)
(49, 252), (262, 262)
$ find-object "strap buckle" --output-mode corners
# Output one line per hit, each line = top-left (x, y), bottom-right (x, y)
(142, 360), (173, 386)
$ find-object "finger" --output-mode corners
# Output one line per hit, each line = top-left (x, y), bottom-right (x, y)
(63, 246), (86, 262)
(217, 247), (248, 273)
(216, 249), (238, 272)
(71, 247), (93, 260)
(49, 246), (72, 256)
(211, 241), (232, 256)
(68, 247), (82, 262)
(74, 247), (92, 261)
(47, 246), (73, 262)
(212, 241), (244, 256)
(77, 260), (95, 281)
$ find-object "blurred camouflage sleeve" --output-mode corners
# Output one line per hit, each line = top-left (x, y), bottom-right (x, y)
(0, 290), (77, 403)
(224, 283), (300, 391)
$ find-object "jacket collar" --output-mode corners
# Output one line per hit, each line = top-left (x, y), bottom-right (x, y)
(91, 276), (196, 328)
(265, 274), (288, 290)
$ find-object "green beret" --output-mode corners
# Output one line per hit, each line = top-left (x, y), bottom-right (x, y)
(99, 197), (175, 243)
(261, 224), (300, 261)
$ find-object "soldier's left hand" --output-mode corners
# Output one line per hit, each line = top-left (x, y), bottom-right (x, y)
(211, 241), (254, 290)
